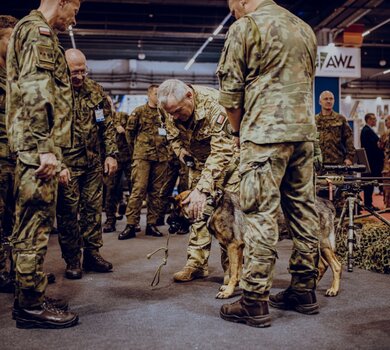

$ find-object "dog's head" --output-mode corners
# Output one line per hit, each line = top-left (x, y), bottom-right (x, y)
(167, 190), (192, 234)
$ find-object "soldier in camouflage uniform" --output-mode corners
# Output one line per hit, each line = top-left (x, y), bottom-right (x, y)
(103, 108), (133, 233)
(157, 79), (239, 282)
(217, 0), (320, 327)
(316, 91), (355, 165)
(118, 85), (169, 239)
(6, 0), (81, 328)
(57, 49), (118, 280)
(0, 15), (18, 294)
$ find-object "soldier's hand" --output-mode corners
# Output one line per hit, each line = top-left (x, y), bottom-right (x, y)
(344, 159), (353, 166)
(233, 136), (240, 149)
(179, 149), (191, 164)
(59, 168), (71, 186)
(182, 188), (207, 221)
(105, 156), (118, 176)
(35, 153), (58, 180)
(116, 125), (126, 134)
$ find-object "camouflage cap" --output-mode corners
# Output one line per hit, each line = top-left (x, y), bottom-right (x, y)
(0, 15), (18, 29)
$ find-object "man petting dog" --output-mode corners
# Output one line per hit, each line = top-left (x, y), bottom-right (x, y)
(157, 79), (239, 283)
(217, 0), (320, 327)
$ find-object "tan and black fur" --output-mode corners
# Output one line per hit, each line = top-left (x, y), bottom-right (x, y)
(171, 190), (342, 299)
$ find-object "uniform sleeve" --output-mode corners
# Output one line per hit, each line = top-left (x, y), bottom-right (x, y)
(195, 120), (235, 194)
(125, 107), (139, 153)
(342, 118), (355, 162)
(16, 25), (57, 153)
(216, 20), (250, 110)
(102, 95), (118, 157)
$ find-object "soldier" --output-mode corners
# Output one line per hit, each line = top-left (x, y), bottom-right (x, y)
(0, 15), (18, 294)
(316, 90), (355, 165)
(103, 105), (133, 233)
(6, 0), (81, 328)
(118, 85), (169, 239)
(217, 0), (320, 327)
(157, 79), (239, 282)
(57, 49), (118, 280)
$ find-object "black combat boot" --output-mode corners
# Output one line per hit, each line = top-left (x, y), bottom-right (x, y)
(65, 258), (82, 280)
(13, 297), (69, 319)
(103, 218), (116, 233)
(0, 272), (14, 293)
(269, 287), (319, 315)
(118, 224), (136, 240)
(220, 295), (271, 328)
(83, 251), (113, 273)
(14, 303), (78, 329)
(145, 224), (163, 237)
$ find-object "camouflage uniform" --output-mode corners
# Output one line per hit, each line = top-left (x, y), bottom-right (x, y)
(124, 103), (169, 226)
(6, 11), (73, 308)
(0, 65), (15, 275)
(165, 85), (239, 272)
(104, 111), (133, 223)
(217, 0), (319, 300)
(57, 78), (117, 263)
(315, 111), (355, 165)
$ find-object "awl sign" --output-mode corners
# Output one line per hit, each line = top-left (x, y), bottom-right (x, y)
(316, 46), (361, 78)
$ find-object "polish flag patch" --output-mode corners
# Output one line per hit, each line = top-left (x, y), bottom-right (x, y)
(216, 114), (226, 124)
(39, 26), (51, 36)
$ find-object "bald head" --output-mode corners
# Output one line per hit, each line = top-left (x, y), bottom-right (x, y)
(228, 0), (263, 19)
(65, 48), (87, 89)
(319, 90), (335, 115)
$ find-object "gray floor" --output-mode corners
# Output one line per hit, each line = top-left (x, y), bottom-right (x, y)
(1, 212), (389, 350)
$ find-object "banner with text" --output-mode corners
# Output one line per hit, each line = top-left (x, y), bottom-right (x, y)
(316, 46), (361, 78)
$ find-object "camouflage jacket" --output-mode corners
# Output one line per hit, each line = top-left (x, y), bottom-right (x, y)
(113, 111), (132, 163)
(0, 66), (13, 160)
(315, 111), (355, 165)
(217, 0), (317, 145)
(164, 85), (235, 195)
(62, 78), (118, 168)
(126, 103), (169, 162)
(6, 10), (73, 165)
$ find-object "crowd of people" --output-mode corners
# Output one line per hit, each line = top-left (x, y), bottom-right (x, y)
(0, 0), (389, 330)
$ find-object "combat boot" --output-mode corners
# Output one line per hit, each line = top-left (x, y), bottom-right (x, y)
(103, 218), (116, 233)
(118, 224), (136, 240)
(13, 297), (69, 319)
(173, 266), (208, 282)
(0, 272), (14, 293)
(145, 224), (163, 237)
(65, 258), (82, 280)
(220, 296), (271, 328)
(14, 303), (78, 329)
(83, 251), (113, 273)
(269, 287), (319, 315)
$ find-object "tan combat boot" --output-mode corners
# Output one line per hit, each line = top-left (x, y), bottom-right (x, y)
(173, 266), (209, 282)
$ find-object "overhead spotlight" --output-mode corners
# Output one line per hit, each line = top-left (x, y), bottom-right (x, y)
(383, 69), (390, 75)
(149, 13), (154, 18)
(379, 59), (387, 67)
(138, 53), (146, 60)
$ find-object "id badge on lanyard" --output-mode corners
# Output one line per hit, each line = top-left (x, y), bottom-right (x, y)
(95, 109), (105, 123)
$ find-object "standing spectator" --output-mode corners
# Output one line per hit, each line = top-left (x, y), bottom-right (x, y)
(379, 115), (390, 207)
(360, 113), (384, 210)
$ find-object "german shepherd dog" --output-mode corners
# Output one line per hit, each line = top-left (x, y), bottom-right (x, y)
(169, 190), (342, 299)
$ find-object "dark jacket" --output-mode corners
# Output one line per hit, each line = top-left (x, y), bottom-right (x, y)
(360, 125), (384, 175)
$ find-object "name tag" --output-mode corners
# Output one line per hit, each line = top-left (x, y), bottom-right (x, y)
(95, 109), (105, 122)
(158, 128), (167, 136)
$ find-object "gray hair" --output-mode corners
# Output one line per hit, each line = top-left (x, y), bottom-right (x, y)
(157, 79), (189, 107)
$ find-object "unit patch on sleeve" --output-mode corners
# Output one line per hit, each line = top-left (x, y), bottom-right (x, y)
(39, 26), (51, 37)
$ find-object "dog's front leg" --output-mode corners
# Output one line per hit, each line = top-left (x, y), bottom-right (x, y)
(322, 248), (342, 297)
(216, 241), (240, 299)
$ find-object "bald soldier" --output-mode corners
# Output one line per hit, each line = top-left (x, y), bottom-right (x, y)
(6, 0), (81, 329)
(217, 0), (320, 327)
(158, 79), (239, 283)
(316, 91), (355, 165)
(56, 49), (118, 280)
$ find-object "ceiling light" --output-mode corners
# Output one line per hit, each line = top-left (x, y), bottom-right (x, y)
(379, 59), (387, 67)
(138, 53), (146, 60)
(362, 30), (370, 37)
(384, 69), (390, 75)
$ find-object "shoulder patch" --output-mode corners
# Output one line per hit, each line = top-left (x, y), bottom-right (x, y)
(216, 114), (226, 125)
(35, 44), (55, 71)
(39, 26), (51, 37)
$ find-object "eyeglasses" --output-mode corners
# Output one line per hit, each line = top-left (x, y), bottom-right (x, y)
(70, 69), (88, 77)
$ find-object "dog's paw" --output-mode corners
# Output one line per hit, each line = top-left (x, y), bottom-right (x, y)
(325, 288), (339, 297)
(219, 285), (228, 292)
(216, 291), (233, 299)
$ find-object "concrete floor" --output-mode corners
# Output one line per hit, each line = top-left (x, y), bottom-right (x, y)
(0, 211), (389, 350)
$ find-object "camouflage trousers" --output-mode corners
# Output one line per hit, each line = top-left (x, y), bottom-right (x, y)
(185, 165), (240, 272)
(12, 159), (57, 308)
(0, 158), (15, 273)
(240, 141), (319, 301)
(125, 159), (168, 225)
(57, 165), (103, 262)
(104, 159), (132, 222)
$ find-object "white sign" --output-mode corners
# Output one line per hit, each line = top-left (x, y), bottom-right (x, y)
(316, 46), (361, 78)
